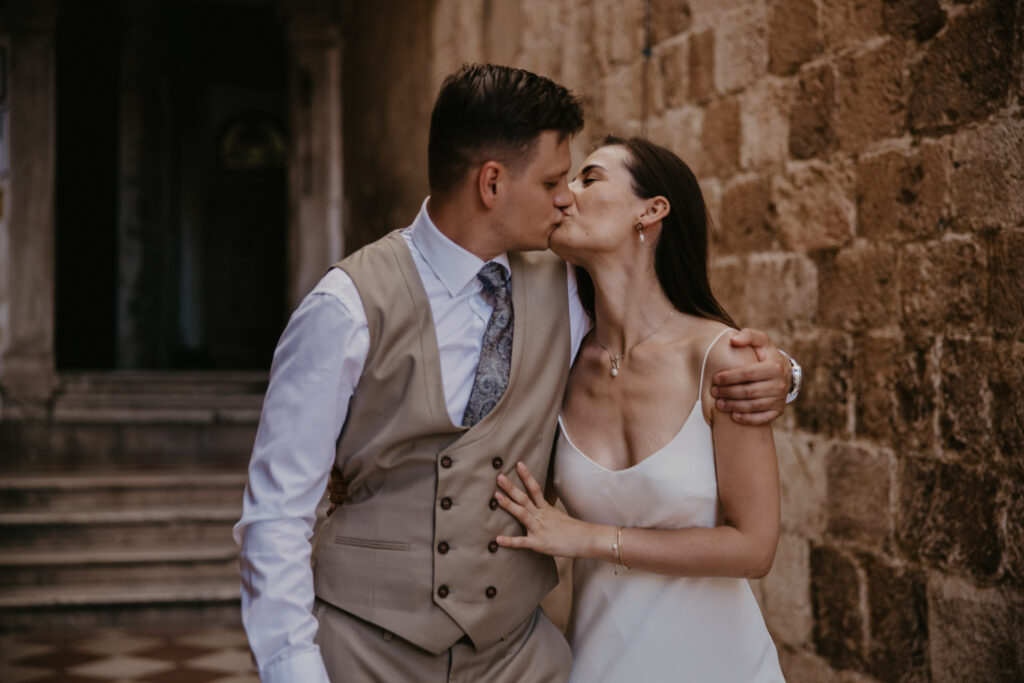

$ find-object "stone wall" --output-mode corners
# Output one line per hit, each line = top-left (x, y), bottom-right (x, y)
(392, 0), (1023, 680)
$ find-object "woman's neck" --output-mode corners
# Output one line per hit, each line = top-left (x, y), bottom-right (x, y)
(588, 255), (676, 354)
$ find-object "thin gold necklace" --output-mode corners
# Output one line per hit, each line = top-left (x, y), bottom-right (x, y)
(595, 310), (675, 378)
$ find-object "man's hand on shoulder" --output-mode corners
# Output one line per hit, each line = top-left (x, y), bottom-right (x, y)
(710, 328), (793, 426)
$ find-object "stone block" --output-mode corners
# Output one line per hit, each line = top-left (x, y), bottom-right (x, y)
(836, 39), (908, 152)
(775, 431), (829, 538)
(909, 0), (1015, 133)
(927, 575), (1024, 683)
(650, 0), (693, 44)
(768, 0), (821, 75)
(820, 0), (884, 51)
(688, 28), (715, 103)
(897, 457), (1001, 579)
(739, 78), (791, 169)
(940, 338), (993, 457)
(686, 0), (750, 31)
(855, 143), (948, 243)
(744, 254), (818, 331)
(898, 238), (986, 334)
(791, 332), (852, 438)
(600, 62), (644, 130)
(811, 544), (866, 670)
(774, 161), (855, 251)
(883, 0), (945, 42)
(717, 174), (775, 254)
(659, 40), (689, 110)
(816, 246), (898, 331)
(990, 230), (1024, 338)
(948, 116), (1024, 232)
(714, 6), (767, 94)
(647, 106), (704, 177)
(709, 258), (748, 325)
(761, 532), (813, 647)
(852, 335), (936, 450)
(586, 0), (646, 75)
(699, 96), (741, 177)
(778, 650), (841, 683)
(790, 63), (837, 159)
(1002, 472), (1024, 586)
(990, 340), (1024, 467)
(826, 444), (892, 549)
(860, 554), (928, 681)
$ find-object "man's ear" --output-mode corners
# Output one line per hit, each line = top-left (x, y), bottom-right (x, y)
(477, 161), (503, 209)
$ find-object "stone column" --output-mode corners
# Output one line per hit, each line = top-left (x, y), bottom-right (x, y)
(282, 0), (344, 310)
(0, 0), (58, 415)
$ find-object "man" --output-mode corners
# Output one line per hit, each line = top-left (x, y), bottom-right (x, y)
(234, 64), (798, 682)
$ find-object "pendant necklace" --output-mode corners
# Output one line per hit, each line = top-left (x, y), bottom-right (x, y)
(595, 309), (675, 378)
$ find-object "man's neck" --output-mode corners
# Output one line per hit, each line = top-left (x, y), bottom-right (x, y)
(427, 195), (505, 262)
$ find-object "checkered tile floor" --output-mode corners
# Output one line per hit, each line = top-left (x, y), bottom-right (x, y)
(0, 625), (258, 682)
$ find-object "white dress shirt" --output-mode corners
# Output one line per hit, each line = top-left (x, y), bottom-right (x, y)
(234, 200), (590, 682)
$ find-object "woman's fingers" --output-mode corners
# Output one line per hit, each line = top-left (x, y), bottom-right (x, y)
(516, 462), (546, 504)
(493, 490), (530, 525)
(497, 473), (534, 509)
(495, 534), (534, 550)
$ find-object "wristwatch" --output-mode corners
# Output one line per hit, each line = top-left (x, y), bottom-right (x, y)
(779, 350), (802, 404)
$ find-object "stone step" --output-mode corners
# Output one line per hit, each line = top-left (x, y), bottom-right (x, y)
(0, 506), (240, 549)
(0, 578), (242, 632)
(0, 472), (247, 511)
(59, 371), (268, 396)
(0, 542), (239, 586)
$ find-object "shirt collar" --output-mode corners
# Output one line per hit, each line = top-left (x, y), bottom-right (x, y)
(411, 198), (511, 297)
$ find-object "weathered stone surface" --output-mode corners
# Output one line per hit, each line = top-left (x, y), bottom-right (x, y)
(909, 0), (1015, 132)
(855, 143), (948, 243)
(990, 340), (1024, 468)
(739, 78), (791, 169)
(852, 335), (936, 449)
(816, 246), (898, 331)
(709, 257), (748, 324)
(836, 39), (908, 151)
(948, 116), (1024, 232)
(688, 28), (715, 103)
(650, 0), (693, 44)
(820, 0), (884, 50)
(586, 0), (646, 76)
(1002, 472), (1024, 586)
(928, 575), (1024, 683)
(699, 96), (741, 177)
(774, 161), (855, 251)
(883, 0), (945, 42)
(791, 332), (852, 437)
(600, 62), (644, 129)
(898, 457), (1001, 579)
(744, 254), (818, 331)
(714, 5), (767, 93)
(790, 63), (836, 159)
(778, 650), (841, 683)
(775, 431), (829, 538)
(940, 338), (993, 457)
(717, 174), (775, 253)
(761, 532), (813, 647)
(768, 0), (821, 75)
(647, 105), (705, 176)
(659, 40), (689, 110)
(990, 230), (1024, 338)
(827, 444), (891, 548)
(861, 554), (928, 681)
(811, 545), (866, 670)
(898, 238), (986, 333)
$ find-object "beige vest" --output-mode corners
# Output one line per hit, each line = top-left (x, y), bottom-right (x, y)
(313, 231), (571, 654)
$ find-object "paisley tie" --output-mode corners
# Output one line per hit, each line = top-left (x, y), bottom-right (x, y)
(462, 262), (514, 427)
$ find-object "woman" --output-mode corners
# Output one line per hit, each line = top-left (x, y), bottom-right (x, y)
(494, 137), (785, 681)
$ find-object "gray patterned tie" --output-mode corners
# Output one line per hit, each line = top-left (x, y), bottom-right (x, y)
(462, 262), (514, 427)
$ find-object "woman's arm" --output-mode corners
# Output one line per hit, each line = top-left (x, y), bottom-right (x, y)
(495, 340), (780, 579)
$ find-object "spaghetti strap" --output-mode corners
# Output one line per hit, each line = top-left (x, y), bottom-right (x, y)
(698, 328), (736, 394)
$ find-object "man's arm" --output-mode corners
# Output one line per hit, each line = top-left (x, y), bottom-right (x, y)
(233, 269), (368, 682)
(710, 328), (799, 425)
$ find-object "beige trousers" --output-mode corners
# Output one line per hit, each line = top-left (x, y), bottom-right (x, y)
(313, 599), (572, 683)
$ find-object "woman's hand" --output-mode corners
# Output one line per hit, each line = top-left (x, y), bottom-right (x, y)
(494, 462), (598, 558)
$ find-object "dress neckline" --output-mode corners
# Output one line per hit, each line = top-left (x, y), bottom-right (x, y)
(557, 397), (705, 475)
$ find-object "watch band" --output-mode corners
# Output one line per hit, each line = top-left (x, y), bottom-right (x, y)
(779, 350), (802, 404)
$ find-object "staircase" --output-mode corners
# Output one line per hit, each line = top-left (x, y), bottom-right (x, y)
(0, 372), (264, 632)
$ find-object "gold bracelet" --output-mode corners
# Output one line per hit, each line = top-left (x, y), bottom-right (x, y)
(614, 526), (631, 571)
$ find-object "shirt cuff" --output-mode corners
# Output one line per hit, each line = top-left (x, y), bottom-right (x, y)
(259, 648), (331, 683)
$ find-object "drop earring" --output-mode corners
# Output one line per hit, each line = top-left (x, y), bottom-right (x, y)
(634, 220), (645, 243)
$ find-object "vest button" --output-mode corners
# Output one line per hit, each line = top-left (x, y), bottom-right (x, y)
(488, 540), (499, 553)
(437, 585), (449, 599)
(489, 497), (499, 510)
(440, 456), (453, 468)
(437, 541), (450, 554)
(485, 586), (497, 599)
(440, 497), (453, 510)
(492, 457), (503, 469)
